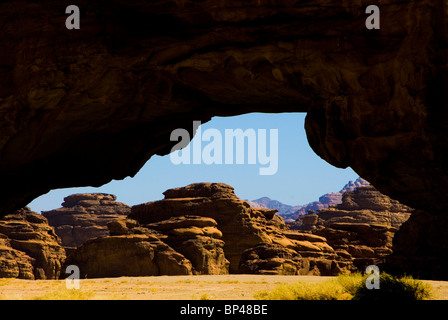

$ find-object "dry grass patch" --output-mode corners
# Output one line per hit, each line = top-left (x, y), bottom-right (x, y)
(32, 287), (95, 300)
(255, 273), (433, 300)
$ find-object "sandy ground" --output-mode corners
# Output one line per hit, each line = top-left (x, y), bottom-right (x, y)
(0, 275), (447, 300)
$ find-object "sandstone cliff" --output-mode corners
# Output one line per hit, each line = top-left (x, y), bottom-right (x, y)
(294, 185), (413, 230)
(130, 183), (354, 276)
(9, 182), (414, 278)
(0, 207), (66, 279)
(42, 193), (130, 247)
(65, 221), (194, 278)
(65, 213), (230, 277)
(294, 185), (413, 270)
(145, 215), (229, 275)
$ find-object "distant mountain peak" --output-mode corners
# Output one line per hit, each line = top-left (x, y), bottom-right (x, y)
(247, 197), (299, 217)
(253, 196), (272, 203)
(248, 177), (370, 221)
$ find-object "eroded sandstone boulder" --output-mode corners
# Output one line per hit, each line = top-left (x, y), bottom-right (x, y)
(0, 207), (66, 279)
(239, 243), (305, 275)
(146, 216), (229, 275)
(42, 193), (130, 247)
(66, 214), (231, 277)
(239, 241), (352, 276)
(65, 226), (193, 278)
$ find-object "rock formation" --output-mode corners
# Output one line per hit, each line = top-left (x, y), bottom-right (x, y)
(292, 178), (370, 218)
(0, 1), (447, 279)
(315, 223), (397, 271)
(130, 182), (354, 275)
(0, 235), (35, 279)
(65, 214), (230, 277)
(42, 193), (130, 247)
(0, 207), (66, 279)
(248, 178), (370, 221)
(65, 222), (194, 278)
(239, 243), (305, 275)
(294, 185), (413, 231)
(5, 183), (411, 278)
(0, 0), (447, 220)
(293, 185), (413, 270)
(145, 215), (229, 275)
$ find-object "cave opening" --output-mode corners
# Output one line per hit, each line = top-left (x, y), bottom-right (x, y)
(9, 114), (440, 280)
(28, 112), (358, 215)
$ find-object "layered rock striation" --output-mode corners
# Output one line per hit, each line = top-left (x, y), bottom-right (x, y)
(294, 185), (413, 230)
(293, 185), (413, 270)
(42, 193), (130, 247)
(65, 213), (230, 277)
(0, 207), (66, 279)
(130, 183), (354, 276)
(145, 215), (229, 275)
(65, 220), (194, 278)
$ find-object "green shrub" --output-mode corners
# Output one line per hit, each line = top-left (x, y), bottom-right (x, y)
(352, 273), (432, 301)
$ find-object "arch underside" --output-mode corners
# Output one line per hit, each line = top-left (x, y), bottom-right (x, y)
(0, 0), (447, 221)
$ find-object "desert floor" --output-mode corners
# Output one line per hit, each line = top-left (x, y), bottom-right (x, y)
(0, 275), (447, 300)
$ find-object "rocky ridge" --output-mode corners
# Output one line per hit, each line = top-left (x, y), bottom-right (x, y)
(292, 178), (370, 218)
(248, 178), (370, 221)
(1, 183), (418, 279)
(129, 183), (355, 276)
(247, 197), (300, 218)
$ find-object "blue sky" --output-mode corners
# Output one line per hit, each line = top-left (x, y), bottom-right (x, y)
(28, 113), (359, 213)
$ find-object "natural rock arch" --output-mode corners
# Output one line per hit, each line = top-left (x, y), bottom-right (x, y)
(0, 0), (447, 222)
